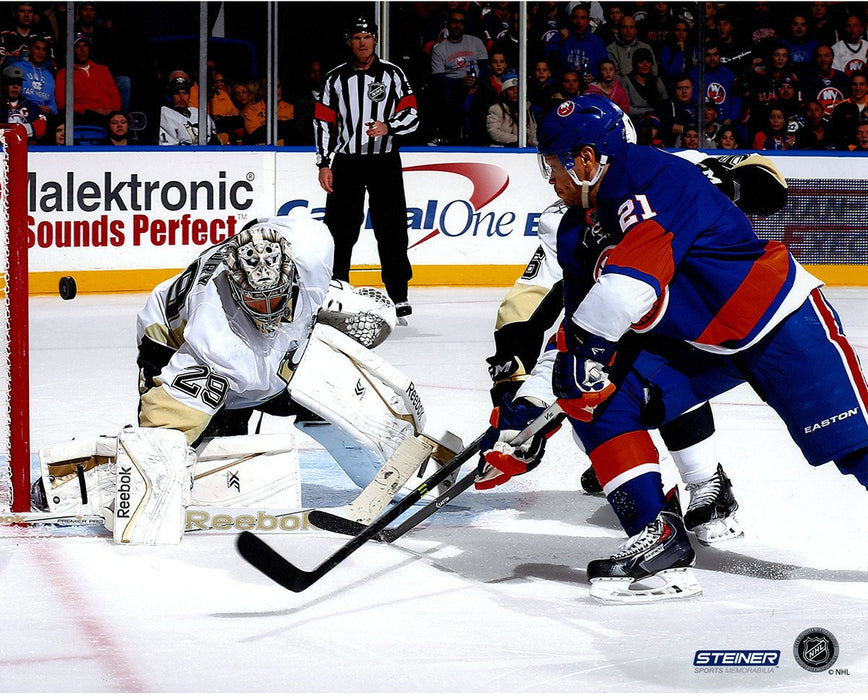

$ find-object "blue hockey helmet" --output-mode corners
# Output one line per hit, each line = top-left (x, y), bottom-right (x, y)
(537, 94), (635, 187)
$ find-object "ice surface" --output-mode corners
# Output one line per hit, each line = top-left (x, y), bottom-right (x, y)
(2, 287), (866, 694)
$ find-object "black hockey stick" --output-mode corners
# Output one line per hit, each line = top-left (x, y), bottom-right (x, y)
(308, 466), (480, 542)
(236, 403), (564, 592)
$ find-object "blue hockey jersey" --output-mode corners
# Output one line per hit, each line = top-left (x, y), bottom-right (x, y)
(558, 146), (822, 354)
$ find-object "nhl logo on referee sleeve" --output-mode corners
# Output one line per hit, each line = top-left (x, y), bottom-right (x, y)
(368, 82), (386, 102)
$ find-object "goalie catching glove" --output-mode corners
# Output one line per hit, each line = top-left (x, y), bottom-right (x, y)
(475, 396), (562, 490)
(552, 322), (618, 422)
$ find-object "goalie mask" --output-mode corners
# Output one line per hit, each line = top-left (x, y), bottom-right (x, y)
(224, 225), (298, 334)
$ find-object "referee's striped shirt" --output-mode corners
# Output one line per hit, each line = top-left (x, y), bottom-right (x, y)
(314, 56), (418, 167)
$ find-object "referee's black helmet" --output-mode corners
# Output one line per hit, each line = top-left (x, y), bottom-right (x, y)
(345, 15), (378, 39)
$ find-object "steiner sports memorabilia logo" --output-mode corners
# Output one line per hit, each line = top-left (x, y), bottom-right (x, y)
(368, 81), (386, 102)
(693, 650), (780, 671)
(793, 628), (839, 672)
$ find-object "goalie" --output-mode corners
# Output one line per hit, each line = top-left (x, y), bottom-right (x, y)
(32, 210), (459, 542)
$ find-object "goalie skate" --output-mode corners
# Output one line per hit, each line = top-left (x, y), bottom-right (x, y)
(587, 508), (701, 604)
(684, 464), (743, 546)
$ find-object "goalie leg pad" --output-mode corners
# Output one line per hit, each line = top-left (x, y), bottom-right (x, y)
(400, 428), (465, 498)
(36, 435), (119, 516)
(192, 433), (301, 509)
(290, 323), (425, 487)
(342, 435), (434, 523)
(112, 427), (193, 545)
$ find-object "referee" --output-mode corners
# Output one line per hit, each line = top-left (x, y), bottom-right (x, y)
(314, 15), (419, 323)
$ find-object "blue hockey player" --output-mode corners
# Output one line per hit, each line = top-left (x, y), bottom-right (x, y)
(479, 94), (868, 602)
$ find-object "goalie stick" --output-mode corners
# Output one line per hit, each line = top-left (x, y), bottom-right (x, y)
(236, 404), (564, 592)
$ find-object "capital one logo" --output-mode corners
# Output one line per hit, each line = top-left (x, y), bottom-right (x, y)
(277, 162), (512, 247)
(403, 162), (510, 247)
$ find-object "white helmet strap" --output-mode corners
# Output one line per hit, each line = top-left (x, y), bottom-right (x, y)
(566, 154), (608, 208)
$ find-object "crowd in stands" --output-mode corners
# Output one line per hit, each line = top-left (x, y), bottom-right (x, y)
(2, 1), (868, 152)
(414, 0), (868, 151)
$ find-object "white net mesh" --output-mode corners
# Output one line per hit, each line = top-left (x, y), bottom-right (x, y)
(0, 128), (13, 511)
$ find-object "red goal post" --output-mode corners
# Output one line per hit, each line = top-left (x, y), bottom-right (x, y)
(1, 124), (30, 513)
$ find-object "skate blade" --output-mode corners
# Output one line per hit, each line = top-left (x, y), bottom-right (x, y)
(692, 514), (743, 547)
(589, 568), (702, 604)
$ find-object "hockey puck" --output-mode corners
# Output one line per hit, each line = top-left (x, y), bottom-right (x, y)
(58, 276), (77, 300)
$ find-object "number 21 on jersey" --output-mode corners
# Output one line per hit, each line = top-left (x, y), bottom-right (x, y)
(617, 194), (657, 232)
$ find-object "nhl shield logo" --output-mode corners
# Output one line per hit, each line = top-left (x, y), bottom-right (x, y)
(368, 81), (387, 102)
(557, 100), (575, 117)
(803, 636), (829, 664)
(793, 627), (839, 672)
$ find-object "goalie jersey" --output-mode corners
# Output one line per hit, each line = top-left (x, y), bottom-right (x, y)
(136, 212), (333, 443)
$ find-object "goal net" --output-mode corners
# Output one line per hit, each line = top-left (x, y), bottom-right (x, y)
(0, 125), (30, 513)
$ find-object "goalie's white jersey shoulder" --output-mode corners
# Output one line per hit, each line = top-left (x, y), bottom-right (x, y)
(138, 213), (334, 417)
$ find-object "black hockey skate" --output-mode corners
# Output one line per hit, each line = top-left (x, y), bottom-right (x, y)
(684, 464), (743, 546)
(395, 301), (412, 326)
(580, 465), (604, 494)
(587, 506), (700, 603)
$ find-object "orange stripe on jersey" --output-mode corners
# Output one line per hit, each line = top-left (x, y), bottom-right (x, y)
(396, 95), (417, 112)
(589, 431), (659, 487)
(696, 241), (790, 346)
(605, 220), (675, 291)
(314, 102), (337, 122)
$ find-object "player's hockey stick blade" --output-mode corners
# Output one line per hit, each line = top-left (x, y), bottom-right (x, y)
(309, 403), (565, 540)
(235, 435), (483, 592)
(236, 403), (563, 592)
(309, 466), (479, 542)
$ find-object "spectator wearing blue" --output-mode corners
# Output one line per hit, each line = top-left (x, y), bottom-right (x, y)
(779, 12), (820, 72)
(546, 3), (607, 82)
(15, 36), (55, 115)
(690, 40), (742, 126)
(657, 73), (698, 146)
(800, 44), (850, 118)
(659, 19), (697, 86)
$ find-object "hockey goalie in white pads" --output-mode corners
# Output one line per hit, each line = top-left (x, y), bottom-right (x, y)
(33, 211), (458, 539)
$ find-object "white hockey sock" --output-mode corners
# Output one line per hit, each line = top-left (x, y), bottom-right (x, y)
(671, 436), (718, 485)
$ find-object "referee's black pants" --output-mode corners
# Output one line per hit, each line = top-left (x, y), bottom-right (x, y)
(324, 151), (412, 304)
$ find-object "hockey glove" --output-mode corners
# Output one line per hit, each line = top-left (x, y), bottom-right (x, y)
(552, 323), (618, 422)
(486, 353), (529, 405)
(475, 396), (561, 490)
